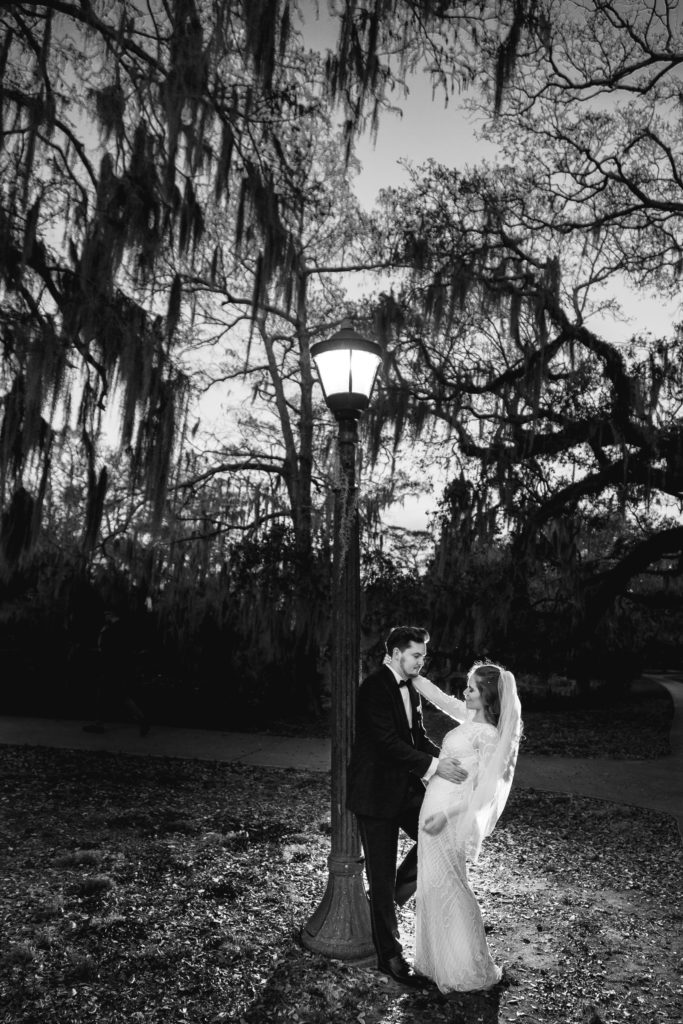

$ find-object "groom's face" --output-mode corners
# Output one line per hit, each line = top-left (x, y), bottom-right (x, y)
(396, 641), (427, 680)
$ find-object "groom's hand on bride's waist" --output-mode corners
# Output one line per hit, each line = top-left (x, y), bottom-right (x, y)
(435, 757), (468, 783)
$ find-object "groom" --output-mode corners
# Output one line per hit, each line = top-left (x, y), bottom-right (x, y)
(347, 625), (467, 988)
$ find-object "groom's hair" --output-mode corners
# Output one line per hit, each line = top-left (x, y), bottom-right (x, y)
(385, 625), (430, 655)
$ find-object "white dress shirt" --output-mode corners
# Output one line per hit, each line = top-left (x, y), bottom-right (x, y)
(387, 664), (438, 783)
(387, 663), (413, 726)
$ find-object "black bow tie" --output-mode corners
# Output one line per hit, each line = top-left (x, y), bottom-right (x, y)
(399, 679), (411, 688)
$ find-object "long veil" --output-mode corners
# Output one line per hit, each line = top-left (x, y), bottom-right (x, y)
(459, 669), (523, 862)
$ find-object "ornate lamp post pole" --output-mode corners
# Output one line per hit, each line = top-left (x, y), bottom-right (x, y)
(302, 319), (382, 961)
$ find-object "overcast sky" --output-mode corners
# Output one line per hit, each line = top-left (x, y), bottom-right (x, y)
(299, 3), (680, 341)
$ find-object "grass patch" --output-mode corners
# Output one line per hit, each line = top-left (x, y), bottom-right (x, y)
(54, 849), (105, 868)
(73, 875), (116, 897)
(0, 745), (680, 1024)
(2, 942), (35, 966)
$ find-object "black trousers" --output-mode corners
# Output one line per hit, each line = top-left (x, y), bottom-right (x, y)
(356, 783), (424, 962)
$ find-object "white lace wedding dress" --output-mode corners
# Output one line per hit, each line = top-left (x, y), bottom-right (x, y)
(413, 678), (503, 993)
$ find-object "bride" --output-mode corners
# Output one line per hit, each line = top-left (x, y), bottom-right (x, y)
(412, 662), (522, 993)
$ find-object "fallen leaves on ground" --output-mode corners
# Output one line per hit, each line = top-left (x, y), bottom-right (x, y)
(0, 745), (680, 1024)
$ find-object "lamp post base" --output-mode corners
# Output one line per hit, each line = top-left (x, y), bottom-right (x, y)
(301, 853), (375, 961)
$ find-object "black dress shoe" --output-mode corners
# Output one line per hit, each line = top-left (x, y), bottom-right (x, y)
(377, 954), (425, 988)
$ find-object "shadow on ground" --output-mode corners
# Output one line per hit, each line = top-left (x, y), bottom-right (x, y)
(230, 936), (508, 1024)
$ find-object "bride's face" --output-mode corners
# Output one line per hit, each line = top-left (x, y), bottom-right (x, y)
(464, 677), (483, 710)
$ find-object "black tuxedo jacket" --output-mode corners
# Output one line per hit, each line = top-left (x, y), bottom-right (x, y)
(346, 665), (440, 818)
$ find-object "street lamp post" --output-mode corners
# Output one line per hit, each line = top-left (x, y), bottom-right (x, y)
(301, 319), (382, 961)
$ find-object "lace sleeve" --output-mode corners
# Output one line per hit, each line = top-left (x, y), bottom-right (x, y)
(413, 676), (469, 722)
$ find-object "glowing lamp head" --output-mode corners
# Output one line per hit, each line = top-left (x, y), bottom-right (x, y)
(310, 319), (382, 420)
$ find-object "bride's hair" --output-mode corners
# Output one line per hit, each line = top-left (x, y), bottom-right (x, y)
(469, 662), (504, 727)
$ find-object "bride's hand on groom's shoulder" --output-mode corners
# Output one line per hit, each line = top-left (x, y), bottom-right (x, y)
(422, 811), (447, 835)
